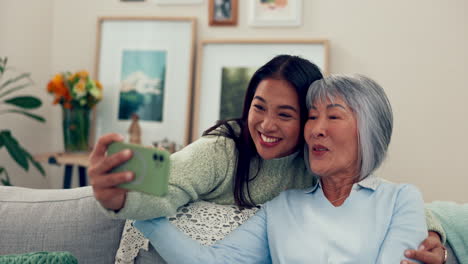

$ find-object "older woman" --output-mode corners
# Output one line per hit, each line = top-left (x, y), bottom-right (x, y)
(134, 74), (428, 263)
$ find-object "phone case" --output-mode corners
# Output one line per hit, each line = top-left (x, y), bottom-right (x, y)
(107, 142), (170, 196)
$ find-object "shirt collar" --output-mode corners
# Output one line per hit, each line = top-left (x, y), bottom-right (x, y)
(304, 174), (382, 194)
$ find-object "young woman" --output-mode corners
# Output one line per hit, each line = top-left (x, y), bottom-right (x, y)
(90, 55), (322, 217)
(89, 55), (445, 264)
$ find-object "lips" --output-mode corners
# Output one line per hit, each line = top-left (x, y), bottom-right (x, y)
(261, 133), (280, 143)
(311, 144), (329, 156)
(258, 132), (281, 146)
(312, 144), (329, 151)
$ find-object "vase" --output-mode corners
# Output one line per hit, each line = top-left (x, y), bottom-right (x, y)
(62, 107), (90, 152)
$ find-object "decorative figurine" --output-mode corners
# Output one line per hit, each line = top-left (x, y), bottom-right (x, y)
(128, 113), (141, 145)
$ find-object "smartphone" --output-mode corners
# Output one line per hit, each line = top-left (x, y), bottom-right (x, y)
(107, 141), (170, 196)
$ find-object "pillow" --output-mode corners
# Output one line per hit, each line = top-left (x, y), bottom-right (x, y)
(0, 251), (77, 264)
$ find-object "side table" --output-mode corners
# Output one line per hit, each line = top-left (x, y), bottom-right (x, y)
(34, 152), (90, 189)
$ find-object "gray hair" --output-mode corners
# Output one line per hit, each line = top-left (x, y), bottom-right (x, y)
(304, 74), (393, 180)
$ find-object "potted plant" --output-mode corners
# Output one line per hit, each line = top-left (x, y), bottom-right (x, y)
(0, 57), (46, 186)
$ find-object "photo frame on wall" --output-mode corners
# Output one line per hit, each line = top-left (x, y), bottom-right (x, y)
(192, 39), (329, 140)
(153, 0), (203, 4)
(208, 0), (238, 26)
(249, 0), (303, 27)
(94, 17), (196, 147)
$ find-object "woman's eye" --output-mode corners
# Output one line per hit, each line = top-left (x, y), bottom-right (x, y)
(279, 113), (293, 119)
(308, 116), (317, 120)
(329, 115), (339, 120)
(253, 104), (265, 111)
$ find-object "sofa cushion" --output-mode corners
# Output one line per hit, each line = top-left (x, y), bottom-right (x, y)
(0, 186), (125, 264)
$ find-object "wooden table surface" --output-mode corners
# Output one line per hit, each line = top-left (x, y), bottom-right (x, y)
(33, 152), (91, 167)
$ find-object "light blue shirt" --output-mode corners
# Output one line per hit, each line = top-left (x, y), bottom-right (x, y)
(135, 177), (427, 264)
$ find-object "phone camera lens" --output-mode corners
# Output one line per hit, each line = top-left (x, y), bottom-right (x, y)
(153, 154), (159, 160)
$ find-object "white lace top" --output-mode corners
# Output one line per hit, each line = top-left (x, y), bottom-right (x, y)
(115, 201), (259, 264)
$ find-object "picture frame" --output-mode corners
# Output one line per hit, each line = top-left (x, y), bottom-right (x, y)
(93, 17), (196, 147)
(208, 0), (238, 26)
(153, 0), (203, 4)
(192, 39), (329, 140)
(249, 0), (303, 27)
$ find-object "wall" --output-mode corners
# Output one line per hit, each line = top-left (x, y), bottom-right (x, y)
(0, 0), (63, 188)
(1, 0), (467, 202)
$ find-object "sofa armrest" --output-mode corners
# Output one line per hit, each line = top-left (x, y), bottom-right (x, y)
(0, 186), (125, 263)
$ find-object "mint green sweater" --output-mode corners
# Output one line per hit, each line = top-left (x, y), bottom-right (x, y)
(101, 132), (446, 240)
(427, 201), (468, 263)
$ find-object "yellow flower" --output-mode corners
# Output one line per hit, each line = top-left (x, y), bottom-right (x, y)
(73, 79), (87, 98)
(95, 80), (103, 90)
(77, 70), (89, 79)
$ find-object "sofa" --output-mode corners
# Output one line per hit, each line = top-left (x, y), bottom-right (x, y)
(0, 186), (461, 264)
(0, 186), (166, 264)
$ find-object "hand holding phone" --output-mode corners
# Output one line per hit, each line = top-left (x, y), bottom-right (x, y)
(107, 142), (170, 196)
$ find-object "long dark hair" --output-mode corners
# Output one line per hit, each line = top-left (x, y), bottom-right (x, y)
(203, 55), (323, 207)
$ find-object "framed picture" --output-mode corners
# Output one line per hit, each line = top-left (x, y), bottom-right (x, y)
(93, 17), (196, 147)
(192, 39), (329, 140)
(208, 0), (238, 26)
(249, 0), (303, 27)
(153, 0), (203, 4)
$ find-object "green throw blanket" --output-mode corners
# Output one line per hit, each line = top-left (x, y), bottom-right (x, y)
(0, 251), (77, 264)
(427, 201), (468, 264)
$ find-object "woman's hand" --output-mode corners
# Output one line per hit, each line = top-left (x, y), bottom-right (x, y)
(88, 133), (134, 211)
(401, 231), (446, 264)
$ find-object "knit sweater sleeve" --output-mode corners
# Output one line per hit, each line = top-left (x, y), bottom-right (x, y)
(426, 201), (468, 261)
(424, 207), (447, 244)
(99, 135), (236, 220)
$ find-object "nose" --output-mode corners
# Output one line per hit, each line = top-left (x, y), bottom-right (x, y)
(309, 119), (327, 139)
(260, 115), (277, 132)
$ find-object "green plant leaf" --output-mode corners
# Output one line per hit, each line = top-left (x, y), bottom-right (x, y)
(24, 151), (46, 177)
(0, 72), (31, 91)
(0, 109), (45, 122)
(0, 131), (29, 171)
(0, 83), (31, 99)
(0, 166), (10, 186)
(4, 96), (42, 109)
(0, 57), (5, 74)
(1, 178), (12, 186)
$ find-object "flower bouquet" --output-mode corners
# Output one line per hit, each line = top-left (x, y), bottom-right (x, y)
(47, 71), (103, 152)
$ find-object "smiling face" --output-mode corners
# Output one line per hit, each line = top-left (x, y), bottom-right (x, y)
(304, 97), (360, 178)
(248, 78), (301, 160)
